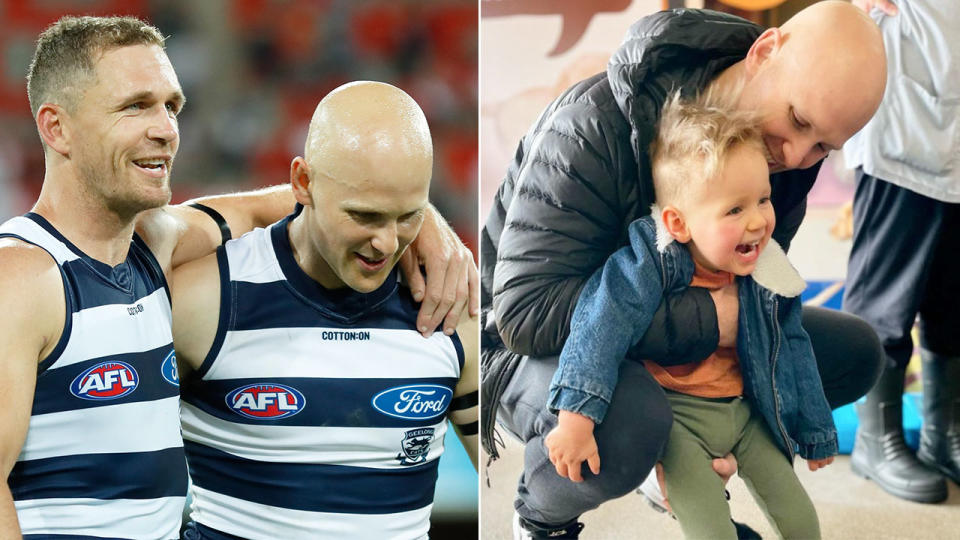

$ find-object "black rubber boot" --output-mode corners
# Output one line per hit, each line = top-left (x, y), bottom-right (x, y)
(917, 352), (960, 486)
(850, 364), (947, 503)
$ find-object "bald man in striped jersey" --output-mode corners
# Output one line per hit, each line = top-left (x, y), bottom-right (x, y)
(172, 81), (478, 540)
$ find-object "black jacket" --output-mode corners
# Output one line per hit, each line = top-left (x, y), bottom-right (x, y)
(480, 9), (821, 454)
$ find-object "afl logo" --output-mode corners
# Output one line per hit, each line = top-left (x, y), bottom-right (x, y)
(70, 361), (139, 400)
(372, 384), (452, 420)
(160, 350), (178, 386)
(225, 383), (306, 420)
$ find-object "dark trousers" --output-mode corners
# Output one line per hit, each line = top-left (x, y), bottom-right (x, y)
(498, 306), (882, 525)
(843, 170), (960, 368)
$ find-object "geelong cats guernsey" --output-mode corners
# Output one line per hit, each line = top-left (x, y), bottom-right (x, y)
(180, 211), (464, 540)
(0, 213), (186, 539)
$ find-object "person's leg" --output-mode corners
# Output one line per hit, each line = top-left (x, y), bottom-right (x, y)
(735, 410), (821, 539)
(802, 305), (882, 409)
(499, 355), (672, 529)
(661, 392), (740, 540)
(802, 185), (884, 409)
(916, 200), (960, 484)
(842, 170), (946, 502)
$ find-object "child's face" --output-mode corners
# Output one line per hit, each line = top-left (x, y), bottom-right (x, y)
(683, 144), (775, 275)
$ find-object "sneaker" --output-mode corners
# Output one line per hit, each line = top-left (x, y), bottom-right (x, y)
(636, 468), (670, 515)
(512, 512), (584, 539)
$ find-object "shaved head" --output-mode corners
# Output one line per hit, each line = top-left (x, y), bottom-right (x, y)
(777, 1), (886, 135)
(288, 81), (434, 293)
(729, 0), (886, 171)
(304, 81), (433, 185)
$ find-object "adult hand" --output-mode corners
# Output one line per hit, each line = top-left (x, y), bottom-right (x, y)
(399, 203), (479, 337)
(807, 456), (835, 471)
(545, 410), (601, 483)
(655, 453), (738, 512)
(852, 0), (897, 16)
(710, 282), (739, 348)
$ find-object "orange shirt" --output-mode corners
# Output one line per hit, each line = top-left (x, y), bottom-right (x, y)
(643, 260), (743, 397)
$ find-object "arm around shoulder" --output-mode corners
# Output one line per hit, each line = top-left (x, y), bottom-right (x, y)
(170, 251), (223, 375)
(449, 310), (478, 470)
(0, 240), (66, 536)
(138, 186), (294, 272)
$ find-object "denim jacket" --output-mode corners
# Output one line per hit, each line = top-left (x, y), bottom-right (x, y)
(549, 215), (839, 460)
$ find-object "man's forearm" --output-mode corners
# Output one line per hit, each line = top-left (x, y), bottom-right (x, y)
(0, 484), (21, 538)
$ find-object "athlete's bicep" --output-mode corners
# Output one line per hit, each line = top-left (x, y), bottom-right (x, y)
(162, 205), (225, 271)
(166, 186), (295, 270)
(170, 251), (222, 374)
(448, 312), (478, 469)
(0, 241), (63, 476)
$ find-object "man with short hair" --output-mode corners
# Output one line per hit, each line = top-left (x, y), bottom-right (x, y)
(172, 80), (478, 540)
(481, 2), (887, 537)
(0, 16), (475, 538)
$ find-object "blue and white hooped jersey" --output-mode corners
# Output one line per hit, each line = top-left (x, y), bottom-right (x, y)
(180, 211), (464, 540)
(0, 213), (186, 539)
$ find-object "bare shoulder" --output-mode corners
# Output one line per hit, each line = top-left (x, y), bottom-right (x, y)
(170, 250), (222, 371)
(135, 207), (182, 274)
(0, 237), (65, 361)
(0, 236), (58, 274)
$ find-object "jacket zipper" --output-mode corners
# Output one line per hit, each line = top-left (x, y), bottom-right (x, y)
(483, 352), (516, 461)
(769, 297), (795, 460)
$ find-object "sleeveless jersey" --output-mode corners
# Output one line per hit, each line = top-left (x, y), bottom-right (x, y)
(180, 212), (464, 540)
(0, 213), (186, 539)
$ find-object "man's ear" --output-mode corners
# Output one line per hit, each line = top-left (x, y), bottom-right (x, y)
(36, 103), (70, 156)
(744, 27), (782, 77)
(661, 205), (691, 244)
(290, 156), (314, 207)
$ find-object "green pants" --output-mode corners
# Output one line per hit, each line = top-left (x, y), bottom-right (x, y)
(661, 391), (821, 540)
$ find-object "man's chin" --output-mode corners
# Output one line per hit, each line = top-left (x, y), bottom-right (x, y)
(141, 188), (173, 212)
(344, 271), (392, 294)
(110, 190), (172, 218)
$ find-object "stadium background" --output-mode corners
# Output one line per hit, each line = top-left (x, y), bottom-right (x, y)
(0, 0), (478, 537)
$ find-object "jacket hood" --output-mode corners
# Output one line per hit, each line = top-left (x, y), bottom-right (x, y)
(607, 9), (762, 169)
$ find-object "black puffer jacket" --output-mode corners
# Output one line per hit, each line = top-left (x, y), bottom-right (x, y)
(480, 9), (821, 455)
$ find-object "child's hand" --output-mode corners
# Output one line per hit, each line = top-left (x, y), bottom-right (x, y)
(545, 410), (601, 482)
(807, 456), (834, 471)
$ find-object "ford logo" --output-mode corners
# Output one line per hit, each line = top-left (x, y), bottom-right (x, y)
(160, 350), (178, 386)
(371, 384), (452, 420)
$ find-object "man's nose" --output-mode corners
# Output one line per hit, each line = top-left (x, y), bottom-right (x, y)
(371, 222), (399, 256)
(146, 107), (178, 144)
(781, 140), (808, 169)
(782, 137), (826, 170)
